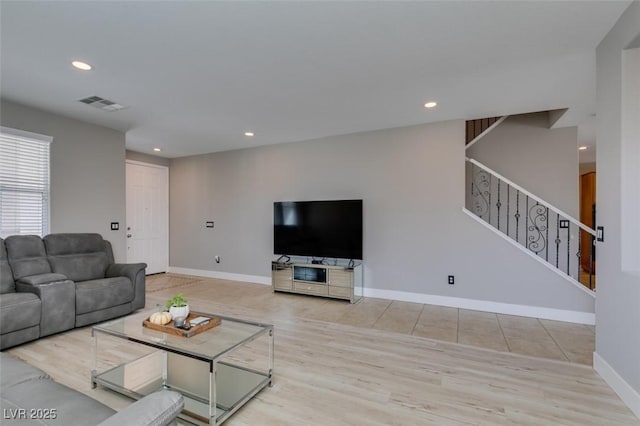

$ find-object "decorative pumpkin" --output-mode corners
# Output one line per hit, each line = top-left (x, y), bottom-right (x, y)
(149, 311), (172, 325)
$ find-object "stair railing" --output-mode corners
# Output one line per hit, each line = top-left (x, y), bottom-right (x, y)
(465, 158), (596, 290)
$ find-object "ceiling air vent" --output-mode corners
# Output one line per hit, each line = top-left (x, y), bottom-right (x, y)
(78, 95), (126, 112)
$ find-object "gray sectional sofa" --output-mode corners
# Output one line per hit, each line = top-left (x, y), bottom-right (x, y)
(1, 352), (183, 425)
(0, 233), (146, 350)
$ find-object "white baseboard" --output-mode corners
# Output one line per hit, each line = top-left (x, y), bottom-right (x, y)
(363, 287), (595, 324)
(166, 267), (594, 324)
(594, 352), (640, 419)
(167, 267), (271, 286)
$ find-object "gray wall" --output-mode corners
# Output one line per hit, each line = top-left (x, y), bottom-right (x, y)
(467, 112), (579, 217)
(126, 150), (171, 167)
(595, 0), (640, 398)
(0, 99), (127, 261)
(170, 120), (594, 313)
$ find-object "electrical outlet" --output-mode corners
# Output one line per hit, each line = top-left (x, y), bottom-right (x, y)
(110, 222), (119, 231)
(215, 256), (220, 263)
(448, 275), (455, 285)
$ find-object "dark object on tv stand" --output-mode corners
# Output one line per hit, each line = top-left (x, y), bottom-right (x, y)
(273, 199), (363, 260)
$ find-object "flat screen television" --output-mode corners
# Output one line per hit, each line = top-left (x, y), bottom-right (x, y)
(273, 199), (363, 260)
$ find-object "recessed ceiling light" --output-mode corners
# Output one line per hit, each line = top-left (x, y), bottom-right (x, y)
(578, 146), (588, 151)
(153, 148), (161, 152)
(424, 101), (437, 108)
(244, 132), (255, 137)
(72, 60), (92, 71)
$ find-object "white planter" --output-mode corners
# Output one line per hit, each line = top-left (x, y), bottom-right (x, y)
(169, 304), (189, 319)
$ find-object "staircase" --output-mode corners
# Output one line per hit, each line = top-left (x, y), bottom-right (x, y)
(464, 117), (597, 292)
(465, 116), (505, 145)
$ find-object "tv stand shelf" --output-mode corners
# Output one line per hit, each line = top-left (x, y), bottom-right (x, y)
(272, 261), (363, 303)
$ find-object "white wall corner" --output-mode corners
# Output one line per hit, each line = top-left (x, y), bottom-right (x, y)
(593, 352), (640, 419)
(167, 267), (271, 286)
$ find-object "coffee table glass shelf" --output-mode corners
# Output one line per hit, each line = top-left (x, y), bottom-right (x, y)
(91, 310), (274, 425)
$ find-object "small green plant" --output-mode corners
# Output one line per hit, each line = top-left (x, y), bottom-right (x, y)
(166, 293), (188, 309)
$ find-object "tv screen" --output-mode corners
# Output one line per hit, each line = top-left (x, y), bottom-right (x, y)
(274, 200), (363, 260)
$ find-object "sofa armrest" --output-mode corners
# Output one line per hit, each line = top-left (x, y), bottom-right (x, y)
(106, 263), (147, 310)
(97, 390), (184, 426)
(16, 277), (76, 336)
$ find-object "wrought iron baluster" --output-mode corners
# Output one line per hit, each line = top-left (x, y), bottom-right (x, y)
(566, 222), (571, 276)
(470, 164), (475, 208)
(525, 196), (529, 251)
(496, 180), (501, 231)
(527, 202), (547, 256)
(515, 191), (520, 242)
(488, 174), (492, 225)
(471, 165), (491, 221)
(555, 216), (560, 268)
(545, 207), (549, 261)
(506, 184), (510, 237)
(589, 235), (595, 290)
(577, 230), (582, 283)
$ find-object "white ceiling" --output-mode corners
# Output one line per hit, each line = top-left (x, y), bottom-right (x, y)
(0, 1), (630, 158)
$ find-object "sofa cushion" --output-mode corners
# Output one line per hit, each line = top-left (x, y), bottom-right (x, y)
(0, 292), (41, 334)
(44, 233), (108, 256)
(75, 277), (133, 314)
(0, 353), (50, 387)
(0, 238), (15, 293)
(1, 372), (115, 426)
(48, 253), (110, 282)
(0, 326), (39, 350)
(5, 235), (51, 280)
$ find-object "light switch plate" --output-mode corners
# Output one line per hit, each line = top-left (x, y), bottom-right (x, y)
(597, 226), (604, 242)
(110, 222), (119, 231)
(205, 221), (214, 228)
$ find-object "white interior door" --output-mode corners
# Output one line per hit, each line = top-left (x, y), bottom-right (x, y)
(126, 161), (168, 274)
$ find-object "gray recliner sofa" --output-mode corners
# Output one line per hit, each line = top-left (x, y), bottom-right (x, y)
(1, 352), (184, 426)
(0, 233), (146, 350)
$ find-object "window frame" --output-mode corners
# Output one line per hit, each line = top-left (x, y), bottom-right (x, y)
(0, 126), (53, 238)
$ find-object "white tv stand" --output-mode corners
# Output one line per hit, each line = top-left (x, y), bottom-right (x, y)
(271, 260), (363, 303)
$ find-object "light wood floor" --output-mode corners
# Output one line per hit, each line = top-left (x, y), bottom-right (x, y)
(146, 274), (595, 366)
(6, 273), (637, 425)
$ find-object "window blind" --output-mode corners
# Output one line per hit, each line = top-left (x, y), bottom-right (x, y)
(0, 128), (52, 238)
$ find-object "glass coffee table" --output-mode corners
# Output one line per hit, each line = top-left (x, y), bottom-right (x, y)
(91, 310), (273, 425)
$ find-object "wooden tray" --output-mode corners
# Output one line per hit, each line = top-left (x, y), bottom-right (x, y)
(142, 312), (221, 338)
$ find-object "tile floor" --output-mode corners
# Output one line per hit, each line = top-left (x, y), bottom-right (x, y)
(337, 296), (595, 365)
(147, 273), (596, 366)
